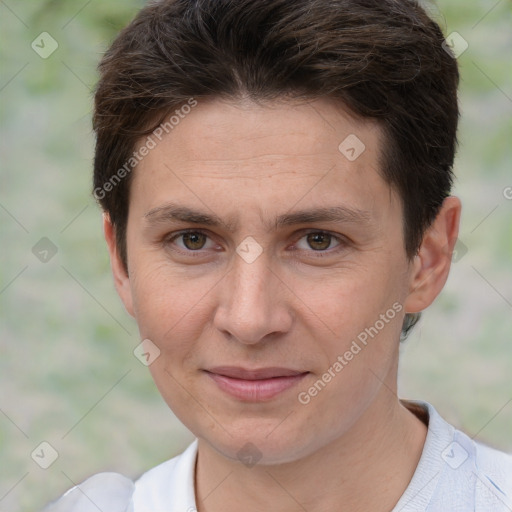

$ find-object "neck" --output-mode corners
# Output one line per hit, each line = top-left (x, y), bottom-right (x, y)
(195, 384), (427, 512)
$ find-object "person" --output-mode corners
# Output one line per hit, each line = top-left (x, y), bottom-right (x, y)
(42, 0), (512, 510)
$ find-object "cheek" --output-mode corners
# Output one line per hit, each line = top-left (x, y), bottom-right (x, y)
(129, 259), (212, 353)
(130, 263), (213, 422)
(304, 266), (395, 333)
(300, 262), (405, 370)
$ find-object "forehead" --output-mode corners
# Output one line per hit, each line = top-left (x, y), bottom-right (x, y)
(149, 97), (380, 162)
(130, 97), (397, 223)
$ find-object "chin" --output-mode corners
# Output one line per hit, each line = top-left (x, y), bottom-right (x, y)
(197, 421), (318, 466)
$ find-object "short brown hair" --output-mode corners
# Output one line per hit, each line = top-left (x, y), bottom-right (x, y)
(93, 0), (460, 338)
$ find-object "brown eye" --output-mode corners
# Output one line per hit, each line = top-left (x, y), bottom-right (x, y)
(181, 232), (208, 250)
(306, 232), (334, 251)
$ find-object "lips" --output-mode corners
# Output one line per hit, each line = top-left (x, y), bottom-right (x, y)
(205, 366), (306, 380)
(204, 366), (309, 401)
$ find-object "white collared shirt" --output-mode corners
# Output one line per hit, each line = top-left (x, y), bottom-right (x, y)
(43, 401), (512, 511)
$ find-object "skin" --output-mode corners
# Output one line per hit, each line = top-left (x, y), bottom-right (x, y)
(104, 97), (461, 512)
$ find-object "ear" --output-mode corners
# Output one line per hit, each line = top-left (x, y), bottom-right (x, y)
(103, 213), (135, 318)
(403, 196), (462, 314)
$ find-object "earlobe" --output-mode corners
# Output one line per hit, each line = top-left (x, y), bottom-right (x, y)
(102, 213), (135, 318)
(403, 196), (462, 314)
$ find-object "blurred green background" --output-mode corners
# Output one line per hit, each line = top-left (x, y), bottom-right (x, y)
(0, 1), (511, 510)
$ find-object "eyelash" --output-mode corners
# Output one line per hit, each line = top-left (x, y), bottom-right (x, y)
(164, 229), (347, 258)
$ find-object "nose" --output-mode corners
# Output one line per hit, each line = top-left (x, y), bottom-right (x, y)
(213, 251), (293, 345)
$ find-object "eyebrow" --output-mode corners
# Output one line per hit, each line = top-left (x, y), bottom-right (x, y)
(143, 203), (372, 232)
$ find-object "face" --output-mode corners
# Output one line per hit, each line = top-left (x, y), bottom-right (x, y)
(109, 97), (422, 464)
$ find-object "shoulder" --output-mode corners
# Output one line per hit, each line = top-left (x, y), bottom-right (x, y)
(41, 440), (198, 512)
(471, 436), (512, 501)
(131, 438), (198, 511)
(397, 400), (512, 512)
(435, 430), (512, 512)
(427, 400), (512, 510)
(41, 472), (135, 512)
